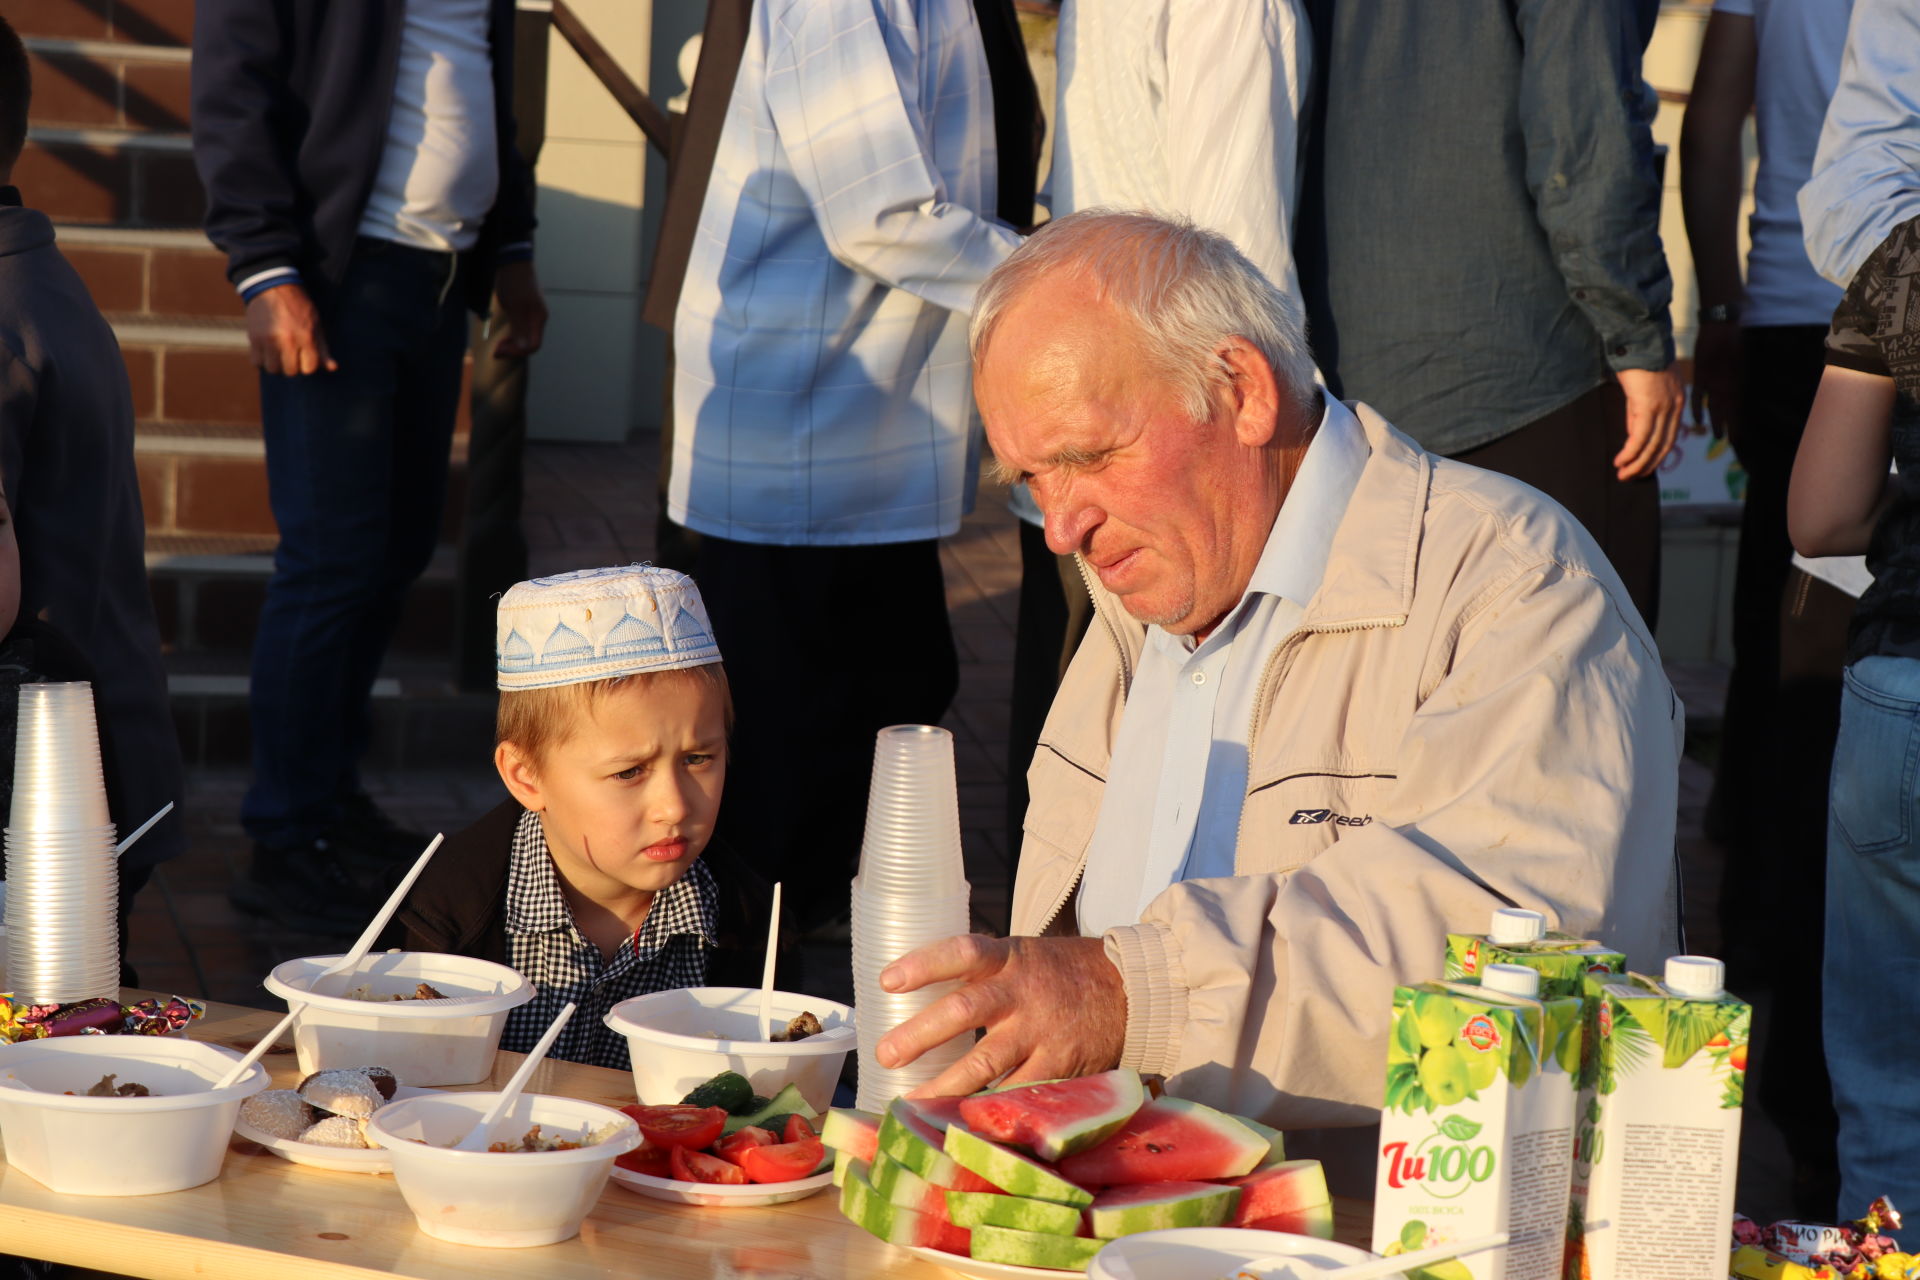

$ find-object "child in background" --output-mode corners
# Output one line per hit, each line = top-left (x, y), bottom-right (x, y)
(389, 565), (777, 1070)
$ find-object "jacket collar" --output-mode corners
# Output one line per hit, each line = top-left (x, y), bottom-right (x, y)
(0, 200), (54, 260)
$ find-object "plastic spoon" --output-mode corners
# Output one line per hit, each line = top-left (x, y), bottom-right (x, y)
(211, 833), (445, 1090)
(758, 882), (782, 1040)
(452, 1001), (577, 1151)
(1246, 1232), (1509, 1280)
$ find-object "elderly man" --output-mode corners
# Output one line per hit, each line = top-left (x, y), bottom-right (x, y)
(878, 211), (1681, 1141)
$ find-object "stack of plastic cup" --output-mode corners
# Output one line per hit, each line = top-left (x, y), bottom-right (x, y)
(6, 683), (121, 1004)
(851, 724), (975, 1111)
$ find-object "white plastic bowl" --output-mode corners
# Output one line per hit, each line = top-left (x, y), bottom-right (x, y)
(263, 952), (534, 1086)
(367, 1091), (640, 1247)
(603, 986), (855, 1112)
(0, 1034), (268, 1195)
(1087, 1229), (1380, 1280)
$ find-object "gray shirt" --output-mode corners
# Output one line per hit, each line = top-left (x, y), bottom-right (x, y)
(1297, 0), (1675, 456)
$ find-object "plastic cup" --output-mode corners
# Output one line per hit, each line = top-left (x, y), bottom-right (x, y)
(11, 684), (111, 832)
(0, 1034), (268, 1195)
(368, 1092), (640, 1247)
(603, 986), (856, 1111)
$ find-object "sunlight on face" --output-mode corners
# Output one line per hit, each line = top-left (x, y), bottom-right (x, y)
(522, 676), (728, 903)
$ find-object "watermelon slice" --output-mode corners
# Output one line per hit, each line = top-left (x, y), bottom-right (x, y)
(832, 1149), (856, 1188)
(870, 1152), (957, 1222)
(1246, 1202), (1336, 1239)
(1057, 1095), (1268, 1186)
(945, 1189), (1083, 1236)
(1235, 1113), (1288, 1167)
(1217, 1158), (1329, 1228)
(943, 1125), (1095, 1208)
(969, 1224), (1105, 1271)
(820, 1108), (882, 1163)
(957, 1069), (1145, 1162)
(841, 1164), (971, 1255)
(1085, 1180), (1240, 1238)
(876, 1099), (1000, 1194)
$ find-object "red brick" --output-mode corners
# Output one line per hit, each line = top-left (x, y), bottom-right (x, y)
(150, 247), (239, 319)
(160, 345), (257, 424)
(16, 140), (131, 224)
(64, 245), (147, 313)
(27, 52), (121, 129)
(120, 344), (159, 418)
(0, 0), (110, 40)
(122, 61), (192, 131)
(111, 0), (192, 46)
(174, 456), (275, 536)
(135, 152), (204, 227)
(134, 451), (173, 531)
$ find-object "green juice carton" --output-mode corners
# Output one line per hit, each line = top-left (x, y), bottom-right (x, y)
(1374, 964), (1583, 1280)
(1568, 956), (1749, 1280)
(1445, 909), (1628, 999)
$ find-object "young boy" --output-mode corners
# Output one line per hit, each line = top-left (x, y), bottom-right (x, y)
(390, 565), (776, 1069)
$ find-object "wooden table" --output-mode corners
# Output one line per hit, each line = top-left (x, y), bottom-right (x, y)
(0, 996), (1372, 1279)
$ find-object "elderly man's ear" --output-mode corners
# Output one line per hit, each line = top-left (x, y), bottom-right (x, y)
(1218, 336), (1286, 449)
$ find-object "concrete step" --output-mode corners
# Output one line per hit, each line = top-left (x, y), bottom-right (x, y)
(19, 126), (202, 227)
(61, 224), (236, 321)
(25, 36), (193, 132)
(3, 0), (193, 47)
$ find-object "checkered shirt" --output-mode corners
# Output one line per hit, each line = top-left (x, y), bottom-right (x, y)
(502, 808), (718, 1070)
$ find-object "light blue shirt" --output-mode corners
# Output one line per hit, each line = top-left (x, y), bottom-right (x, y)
(1077, 397), (1371, 938)
(1799, 0), (1920, 287)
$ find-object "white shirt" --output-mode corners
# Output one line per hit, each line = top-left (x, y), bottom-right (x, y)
(671, 0), (1023, 546)
(1713, 0), (1852, 326)
(1799, 0), (1920, 287)
(1077, 396), (1370, 938)
(358, 0), (500, 253)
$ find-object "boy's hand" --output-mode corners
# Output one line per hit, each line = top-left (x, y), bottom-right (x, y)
(246, 284), (337, 376)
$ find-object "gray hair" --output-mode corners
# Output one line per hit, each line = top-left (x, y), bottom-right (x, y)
(969, 209), (1320, 420)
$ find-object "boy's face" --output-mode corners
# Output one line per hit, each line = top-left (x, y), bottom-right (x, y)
(503, 676), (727, 901)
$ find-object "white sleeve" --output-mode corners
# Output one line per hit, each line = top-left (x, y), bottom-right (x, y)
(1799, 0), (1920, 285)
(1162, 0), (1310, 298)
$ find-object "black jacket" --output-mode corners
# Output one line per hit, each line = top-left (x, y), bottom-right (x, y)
(189, 0), (538, 312)
(383, 799), (791, 991)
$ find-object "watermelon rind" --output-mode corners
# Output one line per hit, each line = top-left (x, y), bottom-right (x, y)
(841, 1165), (968, 1253)
(1057, 1095), (1269, 1186)
(1218, 1158), (1329, 1228)
(969, 1224), (1105, 1271)
(943, 1125), (1094, 1208)
(1086, 1180), (1240, 1238)
(1246, 1201), (1336, 1239)
(945, 1189), (1083, 1236)
(1233, 1112), (1288, 1166)
(876, 1099), (1000, 1192)
(832, 1149), (854, 1188)
(870, 1152), (953, 1221)
(957, 1068), (1146, 1162)
(820, 1108), (882, 1162)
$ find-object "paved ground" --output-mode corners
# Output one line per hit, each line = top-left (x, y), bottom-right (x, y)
(123, 430), (1802, 1223)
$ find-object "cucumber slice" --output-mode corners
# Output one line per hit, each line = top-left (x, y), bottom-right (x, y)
(721, 1082), (813, 1135)
(680, 1070), (757, 1114)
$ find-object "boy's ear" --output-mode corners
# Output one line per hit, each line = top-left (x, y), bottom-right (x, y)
(495, 741), (545, 811)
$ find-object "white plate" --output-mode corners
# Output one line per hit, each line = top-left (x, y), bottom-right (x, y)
(234, 1085), (435, 1174)
(907, 1230), (1376, 1279)
(903, 1247), (1073, 1279)
(608, 1164), (834, 1208)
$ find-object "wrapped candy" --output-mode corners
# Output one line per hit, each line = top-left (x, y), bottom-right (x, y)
(1735, 1199), (1912, 1280)
(121, 996), (205, 1036)
(0, 994), (207, 1042)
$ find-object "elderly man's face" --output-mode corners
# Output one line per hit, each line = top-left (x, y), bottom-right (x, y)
(976, 284), (1290, 637)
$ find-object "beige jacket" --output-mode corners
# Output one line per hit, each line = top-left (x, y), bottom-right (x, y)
(1012, 403), (1682, 1131)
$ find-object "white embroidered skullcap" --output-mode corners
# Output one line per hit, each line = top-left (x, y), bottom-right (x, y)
(495, 565), (722, 690)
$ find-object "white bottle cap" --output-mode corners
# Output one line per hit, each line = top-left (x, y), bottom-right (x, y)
(1481, 963), (1541, 999)
(1488, 908), (1547, 945)
(1664, 955), (1725, 999)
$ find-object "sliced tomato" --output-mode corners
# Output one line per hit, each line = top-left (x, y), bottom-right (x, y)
(671, 1144), (749, 1185)
(781, 1114), (818, 1144)
(614, 1140), (675, 1178)
(621, 1104), (728, 1151)
(713, 1125), (778, 1166)
(737, 1138), (827, 1184)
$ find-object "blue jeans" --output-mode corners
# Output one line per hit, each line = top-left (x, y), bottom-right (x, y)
(242, 239), (468, 844)
(1825, 654), (1920, 1231)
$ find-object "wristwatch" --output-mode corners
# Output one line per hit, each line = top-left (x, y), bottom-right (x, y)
(1699, 303), (1740, 324)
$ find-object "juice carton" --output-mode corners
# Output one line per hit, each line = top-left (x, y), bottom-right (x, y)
(1568, 956), (1749, 1280)
(1445, 909), (1628, 1000)
(1375, 964), (1583, 1280)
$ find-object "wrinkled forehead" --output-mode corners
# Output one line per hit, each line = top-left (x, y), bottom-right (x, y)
(974, 288), (1162, 452)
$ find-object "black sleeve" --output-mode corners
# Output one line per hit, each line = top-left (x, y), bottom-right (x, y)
(486, 0), (538, 252)
(189, 0), (310, 285)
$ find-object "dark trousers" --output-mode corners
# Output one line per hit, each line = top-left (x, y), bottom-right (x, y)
(243, 240), (469, 844)
(455, 311), (531, 691)
(1455, 380), (1662, 629)
(1005, 520), (1091, 866)
(693, 533), (960, 928)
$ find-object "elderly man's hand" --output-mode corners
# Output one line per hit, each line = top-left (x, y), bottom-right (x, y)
(875, 934), (1128, 1098)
